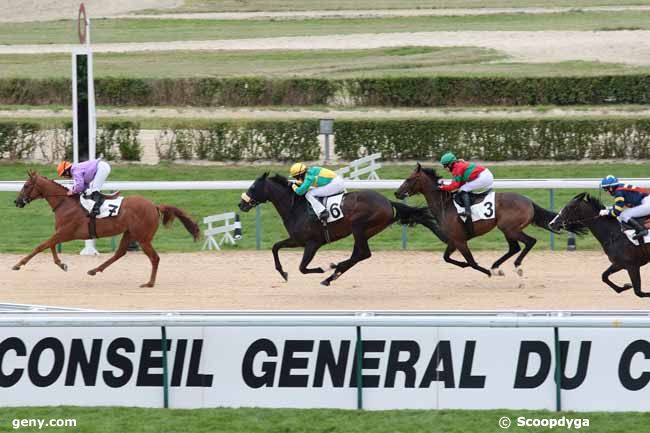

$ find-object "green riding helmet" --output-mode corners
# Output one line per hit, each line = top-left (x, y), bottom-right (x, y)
(440, 152), (457, 167)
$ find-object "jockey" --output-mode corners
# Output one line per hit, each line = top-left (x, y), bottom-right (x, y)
(439, 152), (494, 219)
(599, 175), (650, 239)
(57, 158), (111, 217)
(289, 162), (344, 223)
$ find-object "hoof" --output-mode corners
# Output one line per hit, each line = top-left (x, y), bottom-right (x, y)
(12, 265), (20, 271)
(320, 280), (331, 286)
(623, 283), (633, 290)
(316, 267), (325, 273)
(281, 271), (288, 281)
(87, 269), (96, 276)
(140, 283), (154, 288)
(515, 267), (524, 277)
(59, 263), (68, 272)
(330, 262), (337, 269)
(491, 268), (505, 277)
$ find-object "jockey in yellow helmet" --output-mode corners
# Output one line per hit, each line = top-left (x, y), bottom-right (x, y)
(289, 162), (344, 222)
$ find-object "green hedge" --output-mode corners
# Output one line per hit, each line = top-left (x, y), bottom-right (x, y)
(4, 118), (650, 162)
(3, 76), (650, 107)
(157, 120), (320, 161)
(334, 118), (650, 161)
(0, 121), (141, 162)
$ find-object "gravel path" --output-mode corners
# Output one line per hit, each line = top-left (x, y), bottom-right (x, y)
(4, 107), (650, 120)
(116, 5), (650, 21)
(3, 31), (650, 66)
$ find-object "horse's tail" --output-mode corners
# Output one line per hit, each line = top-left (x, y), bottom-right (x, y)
(531, 201), (560, 233)
(157, 204), (200, 241)
(390, 201), (448, 243)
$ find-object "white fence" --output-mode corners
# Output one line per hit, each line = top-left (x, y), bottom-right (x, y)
(201, 212), (240, 251)
(1, 310), (649, 411)
(336, 153), (382, 180)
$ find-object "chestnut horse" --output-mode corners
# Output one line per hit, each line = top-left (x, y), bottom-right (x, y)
(13, 171), (200, 287)
(395, 164), (558, 277)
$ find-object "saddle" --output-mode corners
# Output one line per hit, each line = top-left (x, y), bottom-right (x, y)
(453, 189), (492, 207)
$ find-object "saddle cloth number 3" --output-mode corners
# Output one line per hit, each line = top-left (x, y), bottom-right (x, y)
(324, 193), (345, 223)
(453, 191), (496, 222)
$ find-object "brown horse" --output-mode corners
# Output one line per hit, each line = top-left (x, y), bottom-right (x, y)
(13, 171), (200, 287)
(395, 164), (558, 277)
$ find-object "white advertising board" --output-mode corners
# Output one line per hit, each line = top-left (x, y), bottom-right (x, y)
(1, 326), (648, 411)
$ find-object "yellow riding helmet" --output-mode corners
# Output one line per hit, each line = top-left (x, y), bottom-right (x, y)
(290, 162), (307, 178)
(56, 160), (72, 176)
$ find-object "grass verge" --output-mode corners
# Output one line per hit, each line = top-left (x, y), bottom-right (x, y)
(3, 11), (650, 45)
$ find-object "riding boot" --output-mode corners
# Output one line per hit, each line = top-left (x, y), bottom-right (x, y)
(319, 209), (330, 224)
(461, 191), (475, 237)
(90, 191), (104, 217)
(628, 218), (649, 239)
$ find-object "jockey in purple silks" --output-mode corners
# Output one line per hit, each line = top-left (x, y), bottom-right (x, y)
(57, 158), (111, 216)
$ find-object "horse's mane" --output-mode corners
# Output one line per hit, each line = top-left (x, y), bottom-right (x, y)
(30, 171), (68, 192)
(573, 192), (605, 211)
(421, 167), (443, 183)
(268, 173), (291, 188)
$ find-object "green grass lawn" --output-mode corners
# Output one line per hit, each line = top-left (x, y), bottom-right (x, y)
(4, 48), (650, 79)
(1, 406), (649, 433)
(1, 162), (644, 255)
(3, 11), (650, 45)
(154, 0), (650, 13)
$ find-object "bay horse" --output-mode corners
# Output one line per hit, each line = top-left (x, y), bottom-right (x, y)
(395, 163), (558, 277)
(238, 173), (445, 286)
(549, 193), (650, 298)
(13, 171), (200, 287)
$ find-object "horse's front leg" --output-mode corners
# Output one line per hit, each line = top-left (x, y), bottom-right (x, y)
(601, 263), (631, 294)
(13, 233), (64, 271)
(299, 241), (324, 274)
(50, 244), (67, 271)
(627, 265), (649, 298)
(456, 242), (491, 277)
(272, 238), (301, 281)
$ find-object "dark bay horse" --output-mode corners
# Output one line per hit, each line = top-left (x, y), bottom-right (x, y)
(395, 164), (558, 277)
(549, 193), (650, 298)
(238, 173), (445, 286)
(13, 171), (200, 287)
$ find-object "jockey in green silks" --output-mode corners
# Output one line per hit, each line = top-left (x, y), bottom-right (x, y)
(289, 162), (345, 222)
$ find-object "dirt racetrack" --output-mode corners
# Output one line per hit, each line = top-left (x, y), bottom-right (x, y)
(1, 251), (649, 310)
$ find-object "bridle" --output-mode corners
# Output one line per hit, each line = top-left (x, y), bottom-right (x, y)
(19, 177), (70, 211)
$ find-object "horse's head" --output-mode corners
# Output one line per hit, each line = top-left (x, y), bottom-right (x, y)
(548, 192), (596, 234)
(14, 170), (42, 208)
(395, 163), (442, 199)
(240, 172), (295, 212)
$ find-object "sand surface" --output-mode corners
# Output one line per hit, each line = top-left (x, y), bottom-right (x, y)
(2, 251), (649, 310)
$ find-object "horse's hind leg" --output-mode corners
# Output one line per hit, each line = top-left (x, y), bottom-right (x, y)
(321, 233), (371, 286)
(627, 266), (649, 298)
(456, 242), (491, 277)
(88, 232), (132, 277)
(602, 263), (632, 293)
(511, 232), (537, 276)
(490, 237), (521, 276)
(138, 240), (160, 288)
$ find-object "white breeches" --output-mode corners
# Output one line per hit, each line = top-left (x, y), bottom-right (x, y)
(88, 161), (111, 193)
(619, 196), (650, 222)
(459, 169), (494, 192)
(305, 176), (345, 213)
